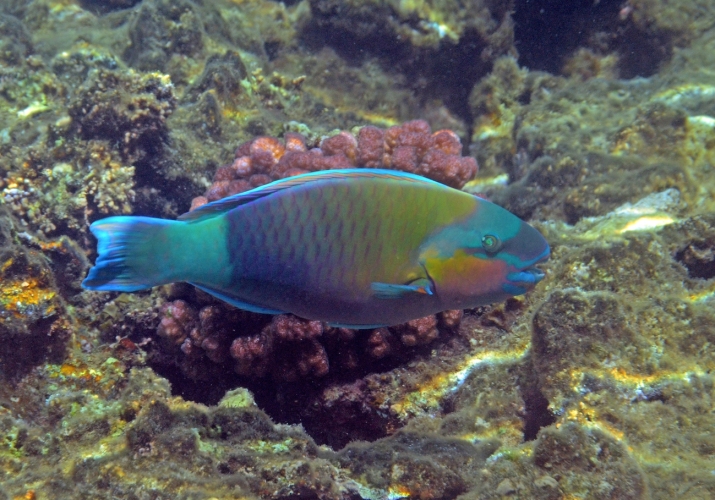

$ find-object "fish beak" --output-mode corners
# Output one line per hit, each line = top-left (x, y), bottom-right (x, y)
(503, 266), (546, 296)
(505, 265), (545, 286)
(503, 233), (550, 296)
(517, 267), (546, 283)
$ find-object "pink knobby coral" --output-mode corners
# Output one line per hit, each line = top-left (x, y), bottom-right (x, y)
(191, 120), (478, 210)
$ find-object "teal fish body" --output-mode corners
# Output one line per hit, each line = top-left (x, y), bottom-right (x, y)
(83, 169), (549, 327)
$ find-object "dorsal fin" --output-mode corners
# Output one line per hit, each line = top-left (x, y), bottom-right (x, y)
(179, 168), (445, 222)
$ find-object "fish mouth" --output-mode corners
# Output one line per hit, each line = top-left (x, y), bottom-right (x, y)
(503, 248), (549, 295)
(506, 266), (545, 287)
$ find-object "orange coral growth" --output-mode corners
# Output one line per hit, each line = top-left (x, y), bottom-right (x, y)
(0, 278), (56, 319)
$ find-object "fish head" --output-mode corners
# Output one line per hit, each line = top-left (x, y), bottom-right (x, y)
(420, 197), (550, 307)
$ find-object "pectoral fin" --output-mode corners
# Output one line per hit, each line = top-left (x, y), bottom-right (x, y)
(371, 278), (434, 299)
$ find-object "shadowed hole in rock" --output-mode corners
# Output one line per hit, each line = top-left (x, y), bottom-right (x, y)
(675, 242), (715, 279)
(301, 16), (491, 127)
(148, 342), (442, 449)
(521, 384), (556, 441)
(513, 0), (672, 78)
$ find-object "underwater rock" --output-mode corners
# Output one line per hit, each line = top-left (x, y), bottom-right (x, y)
(471, 65), (702, 223)
(0, 211), (70, 380)
(339, 431), (500, 500)
(185, 50), (248, 104)
(68, 68), (176, 164)
(0, 13), (32, 66)
(306, 0), (514, 120)
(532, 423), (647, 499)
(79, 0), (142, 15)
(124, 0), (205, 71)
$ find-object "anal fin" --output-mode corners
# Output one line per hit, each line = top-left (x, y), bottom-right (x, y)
(328, 322), (389, 329)
(190, 283), (286, 315)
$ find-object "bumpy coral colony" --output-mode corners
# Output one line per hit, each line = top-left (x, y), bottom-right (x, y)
(192, 119), (478, 209)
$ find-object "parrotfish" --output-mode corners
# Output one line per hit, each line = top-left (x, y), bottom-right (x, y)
(82, 169), (549, 328)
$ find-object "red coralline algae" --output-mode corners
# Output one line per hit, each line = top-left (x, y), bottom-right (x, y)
(191, 119), (478, 209)
(229, 315), (327, 380)
(271, 314), (323, 342)
(439, 309), (464, 329)
(366, 328), (393, 358)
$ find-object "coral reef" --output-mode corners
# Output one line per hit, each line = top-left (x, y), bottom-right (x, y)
(3, 0), (715, 498)
(306, 0), (515, 117)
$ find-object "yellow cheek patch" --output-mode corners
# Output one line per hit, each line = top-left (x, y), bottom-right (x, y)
(424, 250), (506, 295)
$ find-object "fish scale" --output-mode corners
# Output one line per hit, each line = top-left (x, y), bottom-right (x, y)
(82, 169), (549, 327)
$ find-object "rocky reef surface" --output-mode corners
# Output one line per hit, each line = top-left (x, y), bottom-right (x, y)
(2, 0), (715, 498)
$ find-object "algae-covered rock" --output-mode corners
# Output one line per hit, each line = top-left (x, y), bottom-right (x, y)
(68, 67), (176, 164)
(0, 13), (32, 65)
(0, 210), (70, 380)
(532, 423), (647, 499)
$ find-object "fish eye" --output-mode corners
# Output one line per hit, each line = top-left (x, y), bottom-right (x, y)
(481, 234), (502, 254)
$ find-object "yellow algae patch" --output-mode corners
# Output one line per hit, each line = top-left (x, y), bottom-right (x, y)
(342, 110), (400, 128)
(560, 364), (715, 453)
(458, 415), (524, 443)
(653, 83), (715, 106)
(391, 346), (529, 418)
(569, 365), (712, 395)
(301, 85), (401, 128)
(570, 189), (680, 241)
(563, 402), (625, 441)
(52, 362), (103, 383)
(387, 484), (411, 500)
(609, 365), (710, 386)
(617, 214), (675, 233)
(687, 283), (715, 303)
(463, 173), (509, 193)
(47, 357), (126, 396)
(17, 102), (50, 119)
(577, 212), (677, 240)
(0, 278), (56, 319)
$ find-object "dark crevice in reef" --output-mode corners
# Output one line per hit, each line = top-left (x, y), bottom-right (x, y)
(130, 154), (202, 219)
(149, 338), (448, 449)
(513, 0), (672, 78)
(519, 363), (556, 441)
(300, 16), (490, 128)
(151, 362), (395, 449)
(676, 242), (715, 279)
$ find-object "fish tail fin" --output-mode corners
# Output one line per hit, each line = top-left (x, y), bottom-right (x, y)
(82, 216), (184, 292)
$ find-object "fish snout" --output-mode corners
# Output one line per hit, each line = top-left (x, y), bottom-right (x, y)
(502, 221), (550, 296)
(514, 220), (550, 265)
